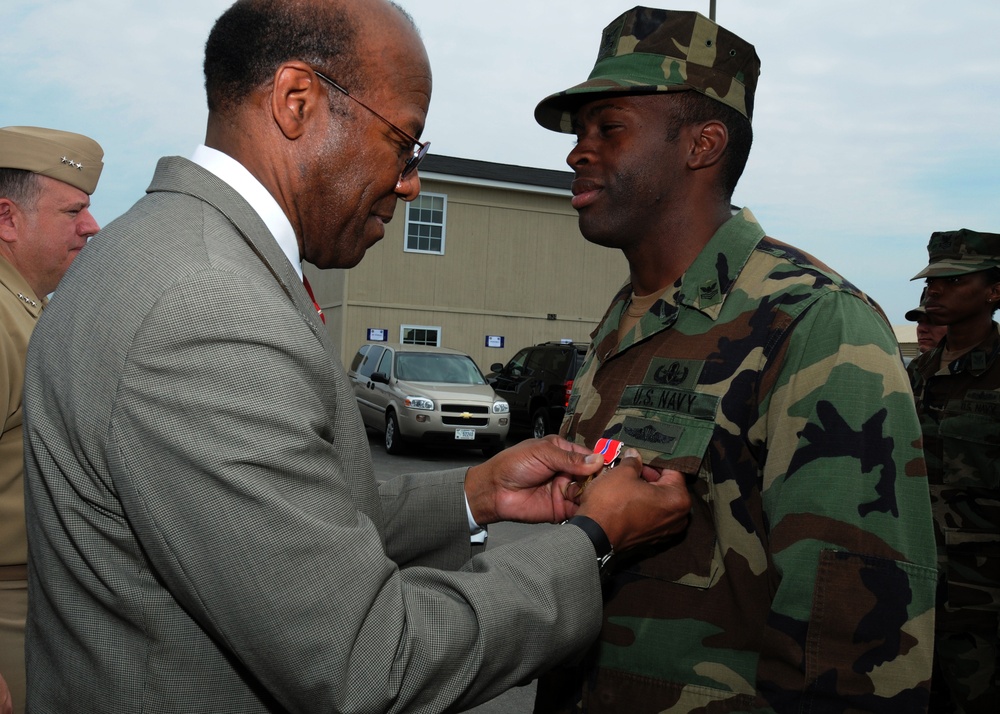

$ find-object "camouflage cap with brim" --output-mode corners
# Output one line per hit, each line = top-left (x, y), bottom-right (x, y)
(0, 126), (103, 195)
(535, 7), (760, 134)
(911, 229), (1000, 280)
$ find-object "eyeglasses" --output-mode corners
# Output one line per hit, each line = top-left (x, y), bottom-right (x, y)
(312, 69), (430, 179)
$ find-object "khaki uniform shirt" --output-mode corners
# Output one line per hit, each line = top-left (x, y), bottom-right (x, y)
(1, 254), (43, 568)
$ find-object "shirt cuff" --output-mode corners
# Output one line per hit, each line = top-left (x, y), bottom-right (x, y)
(465, 494), (488, 544)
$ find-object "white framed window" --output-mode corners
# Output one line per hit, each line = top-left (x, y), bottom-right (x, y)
(400, 325), (441, 347)
(404, 192), (446, 254)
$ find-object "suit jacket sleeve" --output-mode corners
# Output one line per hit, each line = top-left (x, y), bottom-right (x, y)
(109, 269), (602, 713)
(379, 468), (476, 570)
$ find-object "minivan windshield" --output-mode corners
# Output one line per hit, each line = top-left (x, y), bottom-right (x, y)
(395, 353), (486, 385)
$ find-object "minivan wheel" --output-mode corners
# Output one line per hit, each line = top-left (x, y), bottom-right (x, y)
(531, 408), (550, 439)
(385, 411), (405, 455)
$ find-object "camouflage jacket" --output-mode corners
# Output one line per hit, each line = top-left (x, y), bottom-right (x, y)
(907, 327), (1000, 612)
(535, 209), (938, 713)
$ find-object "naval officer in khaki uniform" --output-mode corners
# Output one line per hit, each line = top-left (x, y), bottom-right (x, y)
(0, 126), (103, 713)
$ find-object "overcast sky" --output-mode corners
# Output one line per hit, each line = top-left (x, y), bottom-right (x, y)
(4, 0), (999, 324)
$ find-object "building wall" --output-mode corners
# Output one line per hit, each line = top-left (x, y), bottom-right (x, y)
(303, 168), (925, 376)
(893, 323), (920, 362)
(307, 174), (628, 372)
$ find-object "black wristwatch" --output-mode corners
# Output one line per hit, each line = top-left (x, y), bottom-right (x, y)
(565, 515), (614, 577)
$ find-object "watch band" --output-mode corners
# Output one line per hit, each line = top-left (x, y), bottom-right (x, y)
(565, 515), (614, 573)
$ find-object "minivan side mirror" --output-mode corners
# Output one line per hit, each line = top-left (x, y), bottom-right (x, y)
(489, 363), (504, 373)
(370, 372), (390, 385)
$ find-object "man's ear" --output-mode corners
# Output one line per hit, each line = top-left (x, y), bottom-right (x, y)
(0, 199), (21, 245)
(687, 120), (728, 171)
(271, 61), (325, 140)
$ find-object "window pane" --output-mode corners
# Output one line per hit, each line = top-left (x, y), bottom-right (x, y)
(405, 193), (446, 254)
(376, 349), (392, 375)
(401, 326), (440, 347)
(358, 346), (384, 378)
(350, 345), (368, 372)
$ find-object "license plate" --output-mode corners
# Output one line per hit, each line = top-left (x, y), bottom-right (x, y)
(455, 428), (476, 440)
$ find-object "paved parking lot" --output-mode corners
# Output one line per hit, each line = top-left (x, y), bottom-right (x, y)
(366, 430), (551, 714)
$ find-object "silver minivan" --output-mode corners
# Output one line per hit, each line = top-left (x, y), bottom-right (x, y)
(348, 343), (510, 456)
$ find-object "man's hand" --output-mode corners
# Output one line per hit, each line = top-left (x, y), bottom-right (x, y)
(464, 436), (605, 526)
(0, 672), (11, 714)
(574, 449), (692, 552)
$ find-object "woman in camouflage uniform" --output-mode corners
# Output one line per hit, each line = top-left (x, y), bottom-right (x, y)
(909, 229), (1000, 714)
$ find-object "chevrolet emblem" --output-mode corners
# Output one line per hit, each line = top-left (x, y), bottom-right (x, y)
(460, 412), (472, 419)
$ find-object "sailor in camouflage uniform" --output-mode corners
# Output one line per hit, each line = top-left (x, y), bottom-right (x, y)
(532, 8), (938, 713)
(908, 230), (1000, 714)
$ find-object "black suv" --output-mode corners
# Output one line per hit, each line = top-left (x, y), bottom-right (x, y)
(488, 341), (587, 439)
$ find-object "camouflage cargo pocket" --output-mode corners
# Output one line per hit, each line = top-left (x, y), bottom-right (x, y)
(807, 550), (937, 698)
(943, 528), (1000, 613)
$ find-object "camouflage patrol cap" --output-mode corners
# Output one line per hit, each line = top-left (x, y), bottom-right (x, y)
(911, 229), (1000, 280)
(0, 126), (104, 195)
(535, 7), (760, 134)
(905, 288), (930, 321)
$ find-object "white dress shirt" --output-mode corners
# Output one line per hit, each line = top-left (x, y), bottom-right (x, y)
(190, 145), (302, 280)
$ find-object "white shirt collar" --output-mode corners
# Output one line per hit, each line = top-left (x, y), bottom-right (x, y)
(189, 145), (303, 281)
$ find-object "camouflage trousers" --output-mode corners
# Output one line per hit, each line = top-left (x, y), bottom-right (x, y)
(931, 530), (1000, 714)
(932, 613), (999, 713)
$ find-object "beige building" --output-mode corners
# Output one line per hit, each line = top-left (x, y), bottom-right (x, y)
(894, 323), (920, 363)
(304, 153), (925, 375)
(305, 154), (628, 372)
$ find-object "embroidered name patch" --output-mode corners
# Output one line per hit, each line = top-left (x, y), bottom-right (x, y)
(958, 389), (1000, 416)
(620, 384), (718, 420)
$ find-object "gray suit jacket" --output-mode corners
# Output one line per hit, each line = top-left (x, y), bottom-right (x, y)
(23, 157), (601, 713)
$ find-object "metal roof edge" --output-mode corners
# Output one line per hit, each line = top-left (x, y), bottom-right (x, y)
(418, 154), (572, 195)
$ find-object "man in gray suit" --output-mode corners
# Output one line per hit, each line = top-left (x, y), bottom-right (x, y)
(22, 1), (691, 711)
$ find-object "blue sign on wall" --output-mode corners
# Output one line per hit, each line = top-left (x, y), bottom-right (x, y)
(367, 328), (388, 342)
(485, 335), (504, 348)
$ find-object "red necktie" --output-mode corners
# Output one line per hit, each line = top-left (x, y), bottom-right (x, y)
(302, 276), (325, 324)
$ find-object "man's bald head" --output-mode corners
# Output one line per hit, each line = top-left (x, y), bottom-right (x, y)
(204, 0), (415, 116)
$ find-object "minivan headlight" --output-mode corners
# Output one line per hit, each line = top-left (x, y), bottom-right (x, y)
(404, 396), (434, 411)
(492, 400), (510, 414)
